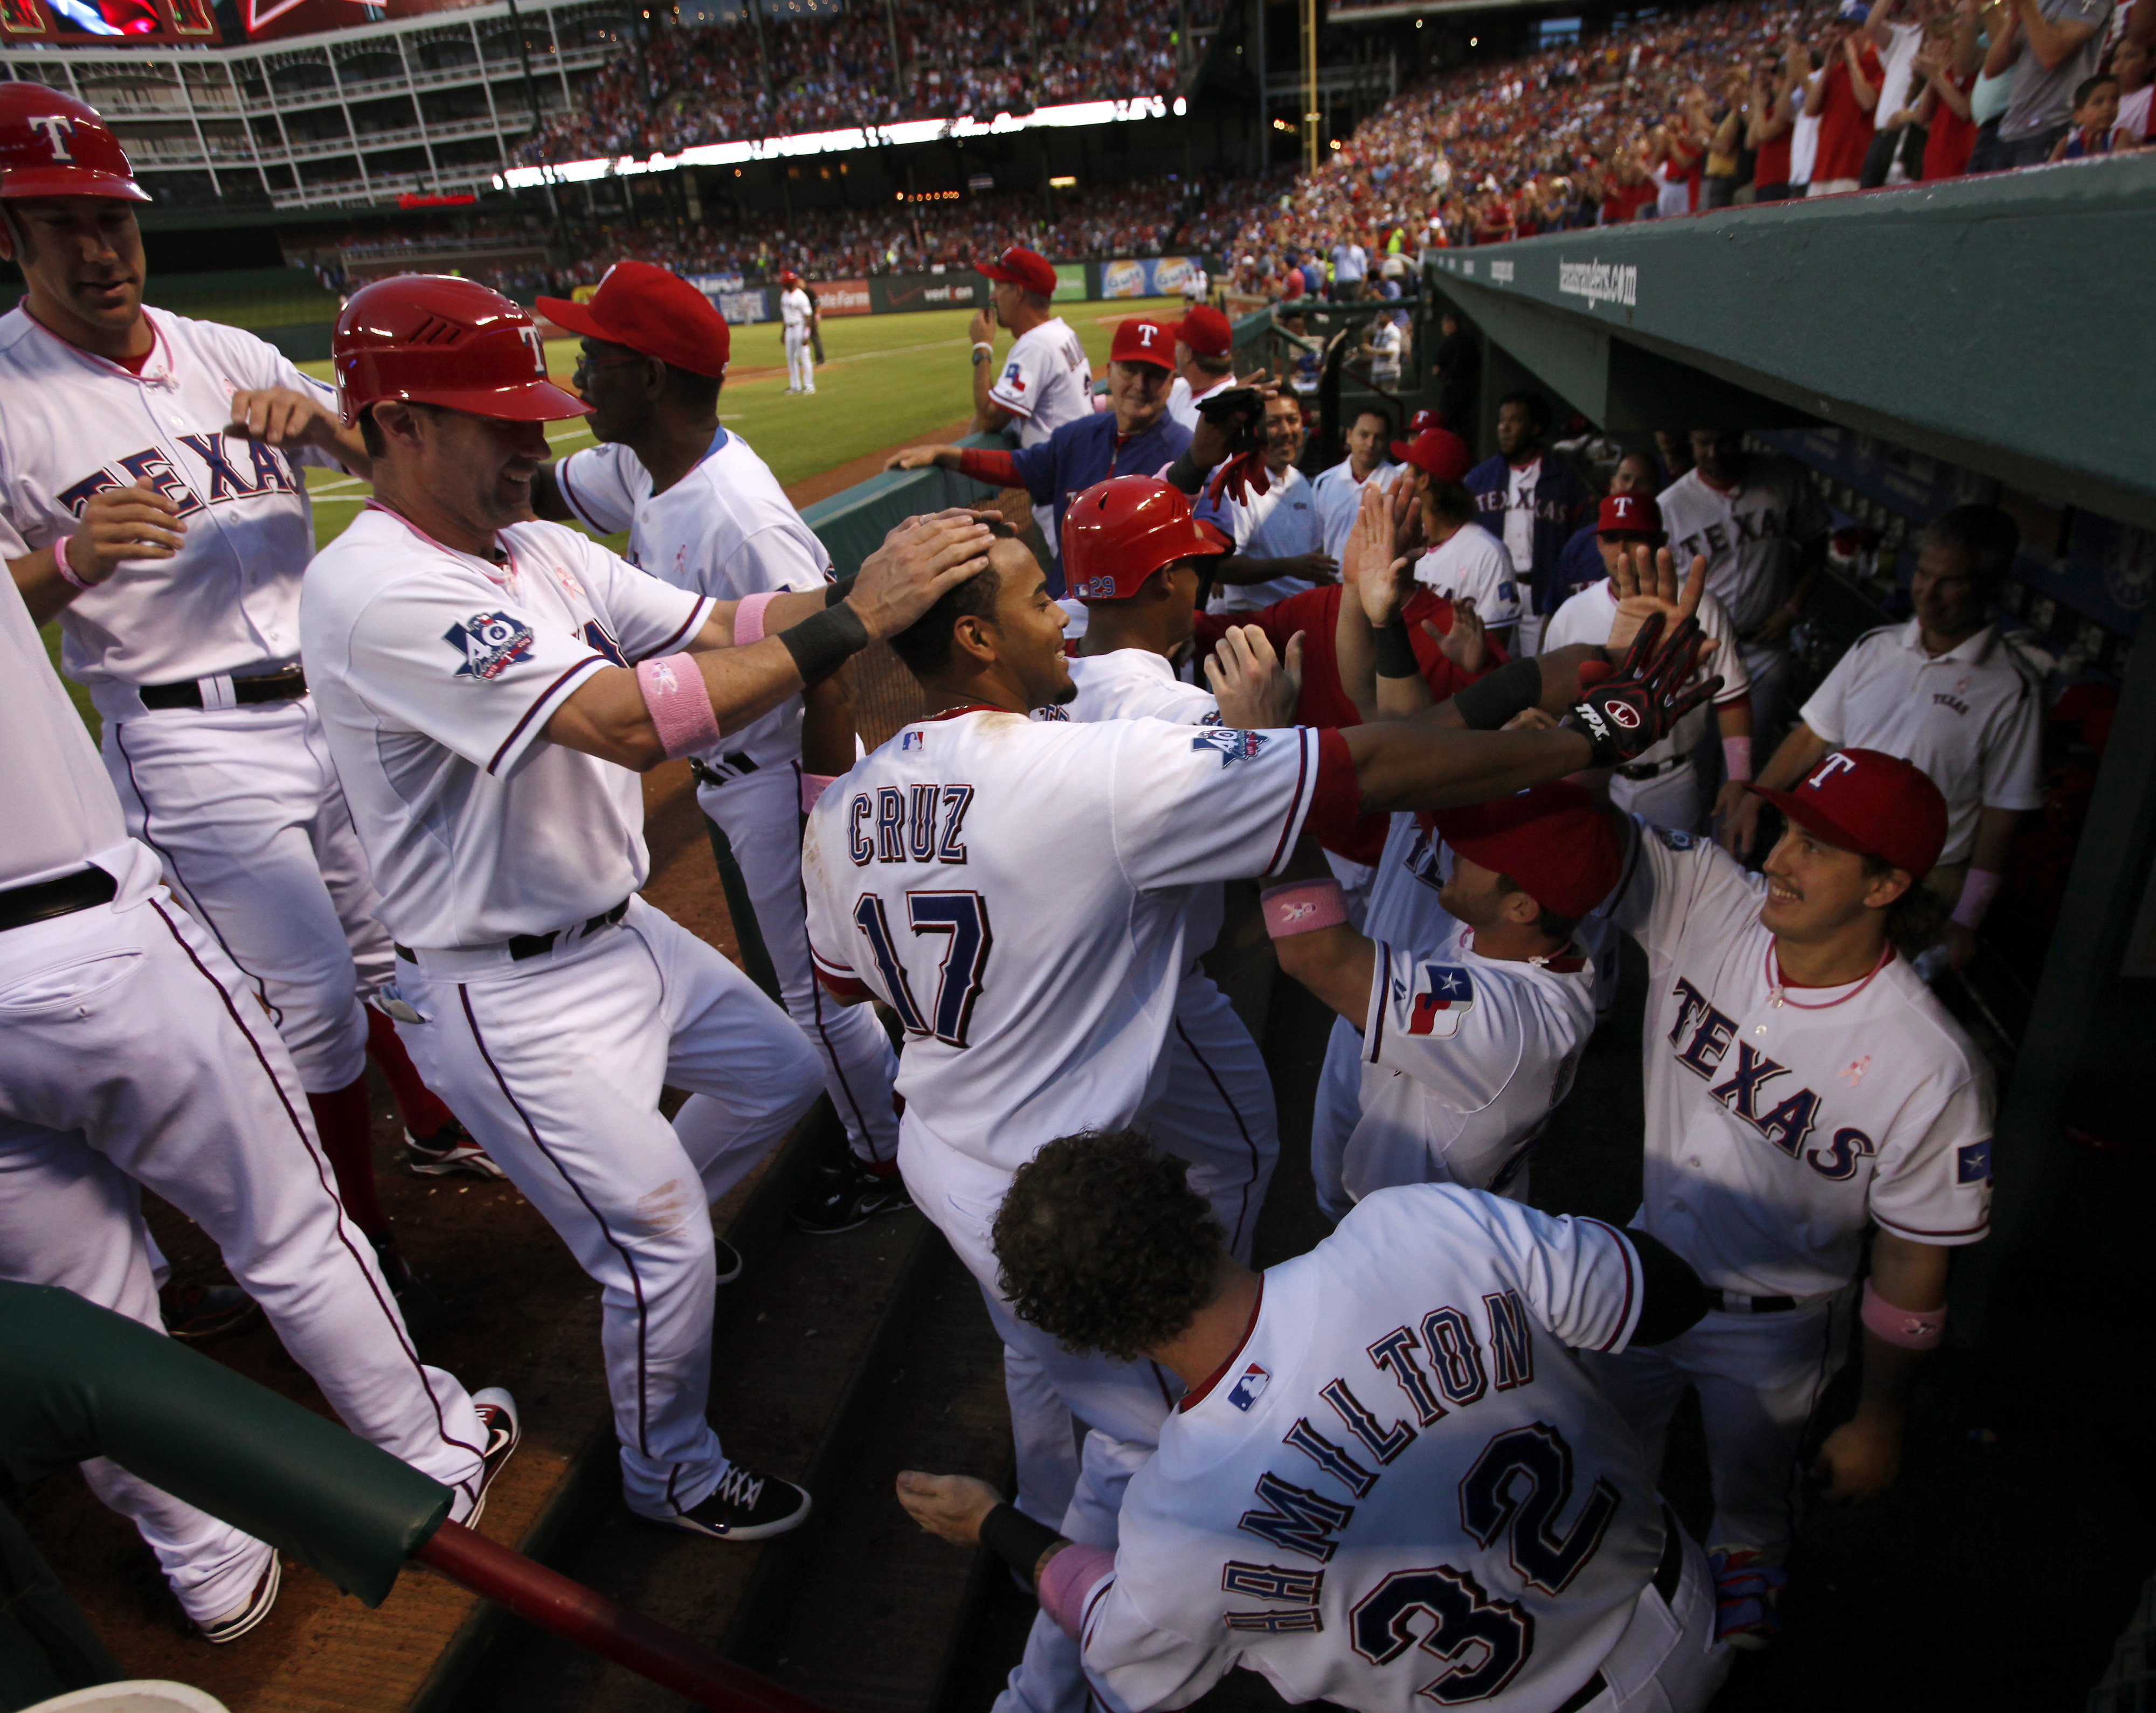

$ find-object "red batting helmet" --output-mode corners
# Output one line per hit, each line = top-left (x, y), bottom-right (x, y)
(332, 275), (590, 429)
(1061, 476), (1228, 601)
(0, 85), (149, 203)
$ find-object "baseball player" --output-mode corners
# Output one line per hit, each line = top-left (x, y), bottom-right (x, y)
(1541, 498), (1755, 834)
(530, 261), (904, 1232)
(896, 1130), (1731, 1713)
(1199, 393), (1336, 615)
(1653, 430), (1830, 733)
(1547, 451), (1662, 625)
(0, 85), (494, 1325)
(0, 525), (515, 1645)
(1724, 504), (2040, 973)
(1396, 426), (1521, 650)
(1266, 783), (1611, 1214)
(1310, 405), (1404, 563)
(299, 274), (991, 1540)
(1466, 393), (1594, 658)
(801, 522), (1718, 1711)
(968, 245), (1090, 556)
(1163, 305), (1238, 433)
(1586, 747), (1992, 1646)
(778, 269), (816, 394)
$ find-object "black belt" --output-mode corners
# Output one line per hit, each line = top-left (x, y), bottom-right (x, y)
(139, 665), (308, 711)
(1553, 1506), (1688, 1713)
(1718, 1291), (1799, 1314)
(1614, 754), (1688, 781)
(687, 752), (760, 788)
(395, 897), (630, 966)
(0, 865), (118, 932)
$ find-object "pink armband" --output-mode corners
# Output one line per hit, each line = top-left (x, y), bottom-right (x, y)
(1261, 879), (1348, 939)
(1861, 1277), (1946, 1351)
(800, 772), (838, 814)
(54, 543), (92, 592)
(1722, 734), (1752, 784)
(635, 653), (720, 761)
(1950, 868), (2001, 930)
(734, 590), (783, 648)
(1038, 1542), (1116, 1641)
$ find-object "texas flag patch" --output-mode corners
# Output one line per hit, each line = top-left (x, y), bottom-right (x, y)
(1407, 963), (1476, 1037)
(1957, 1139), (1994, 1184)
(1227, 1362), (1271, 1411)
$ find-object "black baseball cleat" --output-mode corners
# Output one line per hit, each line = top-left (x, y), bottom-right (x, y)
(791, 1155), (912, 1236)
(197, 1550), (280, 1645)
(403, 1117), (507, 1180)
(652, 1465), (813, 1543)
(161, 1281), (261, 1342)
(461, 1386), (521, 1529)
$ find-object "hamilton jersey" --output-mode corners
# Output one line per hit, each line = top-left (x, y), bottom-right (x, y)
(802, 711), (1327, 1174)
(556, 429), (829, 775)
(300, 505), (711, 948)
(1350, 923), (1595, 1200)
(0, 306), (340, 720)
(1032, 648), (1222, 727)
(1653, 461), (1830, 638)
(1079, 1185), (1661, 1713)
(1605, 815), (1994, 1298)
(992, 316), (1093, 447)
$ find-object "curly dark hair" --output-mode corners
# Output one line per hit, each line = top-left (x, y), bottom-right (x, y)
(992, 1130), (1226, 1361)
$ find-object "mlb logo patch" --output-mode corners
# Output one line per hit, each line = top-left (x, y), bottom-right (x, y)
(1407, 963), (1475, 1036)
(901, 730), (926, 752)
(1192, 727), (1269, 767)
(1227, 1363), (1270, 1411)
(1957, 1139), (1993, 1184)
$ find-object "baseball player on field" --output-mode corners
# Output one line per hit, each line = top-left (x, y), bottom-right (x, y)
(897, 1131), (1732, 1713)
(0, 85), (494, 1326)
(1163, 305), (1239, 433)
(778, 270), (816, 395)
(1540, 496), (1755, 835)
(299, 274), (992, 1541)
(801, 518), (1719, 1712)
(530, 261), (904, 1233)
(0, 532), (516, 1646)
(1585, 743), (1993, 1647)
(965, 245), (1090, 557)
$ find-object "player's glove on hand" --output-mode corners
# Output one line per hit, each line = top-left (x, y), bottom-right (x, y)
(1195, 387), (1273, 508)
(1559, 612), (1722, 766)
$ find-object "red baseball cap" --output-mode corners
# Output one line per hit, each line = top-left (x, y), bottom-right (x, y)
(1110, 318), (1176, 369)
(1408, 407), (1441, 435)
(1748, 747), (1947, 878)
(536, 261), (731, 379)
(1598, 493), (1663, 538)
(1391, 426), (1473, 484)
(1172, 304), (1232, 357)
(1434, 781), (1622, 920)
(979, 245), (1059, 296)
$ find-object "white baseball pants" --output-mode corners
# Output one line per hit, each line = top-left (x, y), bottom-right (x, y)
(392, 897), (820, 1517)
(1584, 1292), (1851, 1561)
(1572, 1523), (1731, 1713)
(699, 766), (898, 1166)
(784, 328), (814, 392)
(104, 700), (391, 1092)
(0, 857), (488, 1622)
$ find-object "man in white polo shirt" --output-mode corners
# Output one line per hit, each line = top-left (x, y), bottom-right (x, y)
(1309, 405), (1402, 561)
(971, 245), (1091, 556)
(1200, 393), (1335, 614)
(1724, 504), (2040, 971)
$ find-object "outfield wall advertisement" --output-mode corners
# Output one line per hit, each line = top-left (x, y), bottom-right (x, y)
(683, 260), (1215, 325)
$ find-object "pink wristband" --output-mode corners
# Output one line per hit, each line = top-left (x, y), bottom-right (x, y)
(635, 653), (721, 761)
(1038, 1542), (1116, 1642)
(1261, 879), (1348, 939)
(734, 590), (782, 648)
(1861, 1277), (1946, 1350)
(1949, 868), (2001, 929)
(1722, 734), (1752, 784)
(54, 543), (92, 592)
(800, 771), (838, 814)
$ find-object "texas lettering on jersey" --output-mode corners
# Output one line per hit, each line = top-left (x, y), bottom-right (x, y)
(1663, 975), (1871, 1180)
(57, 437), (301, 521)
(1665, 503), (1792, 567)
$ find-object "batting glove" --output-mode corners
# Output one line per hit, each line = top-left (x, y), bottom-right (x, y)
(1560, 611), (1723, 766)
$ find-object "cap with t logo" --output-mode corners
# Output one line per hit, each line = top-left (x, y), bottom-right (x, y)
(1110, 319), (1176, 368)
(1598, 493), (1664, 538)
(1747, 747), (1947, 878)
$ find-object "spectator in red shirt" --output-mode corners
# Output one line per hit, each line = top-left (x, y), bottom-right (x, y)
(1902, 5), (1984, 176)
(1749, 39), (1808, 198)
(1807, 4), (1886, 192)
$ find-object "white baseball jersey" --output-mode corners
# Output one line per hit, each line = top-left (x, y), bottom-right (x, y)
(1077, 1185), (1662, 1713)
(801, 711), (1328, 1173)
(299, 505), (712, 948)
(1654, 461), (1830, 638)
(1349, 921), (1595, 1201)
(1166, 372), (1237, 434)
(780, 287), (814, 332)
(1540, 578), (1752, 762)
(992, 317), (1093, 448)
(1032, 648), (1221, 728)
(1310, 458), (1404, 563)
(1414, 523), (1521, 632)
(556, 428), (830, 776)
(1364, 812), (1462, 951)
(1799, 621), (2042, 866)
(1205, 466), (1324, 614)
(0, 306), (338, 722)
(1605, 814), (1994, 1299)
